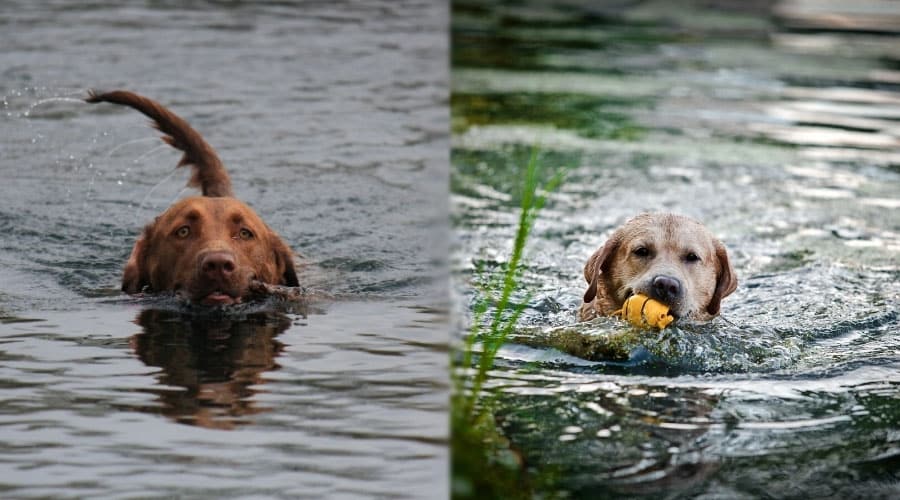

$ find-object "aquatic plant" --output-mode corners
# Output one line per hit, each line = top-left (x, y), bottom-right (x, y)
(451, 148), (564, 498)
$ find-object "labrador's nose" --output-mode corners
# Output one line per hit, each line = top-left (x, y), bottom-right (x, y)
(651, 275), (682, 303)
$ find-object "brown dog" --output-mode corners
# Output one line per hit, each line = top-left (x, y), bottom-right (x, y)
(87, 90), (299, 305)
(580, 213), (737, 323)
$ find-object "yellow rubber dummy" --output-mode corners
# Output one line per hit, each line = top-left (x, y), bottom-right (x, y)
(612, 294), (674, 330)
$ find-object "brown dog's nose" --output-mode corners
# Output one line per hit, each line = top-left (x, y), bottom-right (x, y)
(200, 251), (236, 280)
(651, 275), (682, 303)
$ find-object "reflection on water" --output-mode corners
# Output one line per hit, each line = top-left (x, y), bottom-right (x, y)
(131, 309), (292, 430)
(452, 0), (900, 497)
(0, 301), (448, 498)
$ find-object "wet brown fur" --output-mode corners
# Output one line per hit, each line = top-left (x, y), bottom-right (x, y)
(87, 90), (299, 302)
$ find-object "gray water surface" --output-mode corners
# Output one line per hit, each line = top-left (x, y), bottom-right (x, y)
(452, 0), (899, 497)
(1, 2), (448, 498)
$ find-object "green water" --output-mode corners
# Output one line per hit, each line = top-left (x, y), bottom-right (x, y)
(452, 0), (900, 497)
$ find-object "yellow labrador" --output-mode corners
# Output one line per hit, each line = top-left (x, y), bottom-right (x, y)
(580, 213), (737, 323)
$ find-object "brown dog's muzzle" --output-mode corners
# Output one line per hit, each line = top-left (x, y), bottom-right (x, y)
(200, 251), (237, 282)
(191, 248), (248, 306)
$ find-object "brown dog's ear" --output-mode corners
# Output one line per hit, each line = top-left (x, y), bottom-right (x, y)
(583, 232), (622, 303)
(272, 236), (300, 287)
(122, 230), (151, 294)
(706, 240), (738, 316)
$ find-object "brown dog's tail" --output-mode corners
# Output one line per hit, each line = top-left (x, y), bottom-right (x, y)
(86, 90), (233, 197)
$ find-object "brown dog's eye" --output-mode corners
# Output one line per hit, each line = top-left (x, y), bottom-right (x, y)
(633, 247), (650, 258)
(238, 228), (254, 240)
(175, 226), (190, 238)
(685, 252), (701, 263)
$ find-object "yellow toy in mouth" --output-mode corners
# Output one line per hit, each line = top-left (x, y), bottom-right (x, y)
(612, 294), (674, 330)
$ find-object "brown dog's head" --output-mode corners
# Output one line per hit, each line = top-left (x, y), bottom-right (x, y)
(582, 213), (737, 323)
(122, 196), (299, 305)
(86, 90), (300, 304)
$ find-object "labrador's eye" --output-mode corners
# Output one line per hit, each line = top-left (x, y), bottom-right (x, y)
(239, 228), (254, 240)
(175, 226), (190, 238)
(633, 246), (650, 258)
(685, 252), (701, 263)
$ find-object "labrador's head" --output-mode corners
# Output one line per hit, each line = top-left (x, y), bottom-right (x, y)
(582, 213), (737, 323)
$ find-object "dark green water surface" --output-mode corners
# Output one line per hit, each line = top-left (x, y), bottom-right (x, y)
(452, 1), (899, 497)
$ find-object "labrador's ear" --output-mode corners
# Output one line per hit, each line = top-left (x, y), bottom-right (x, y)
(122, 228), (152, 294)
(706, 240), (738, 316)
(272, 236), (300, 287)
(583, 232), (622, 303)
